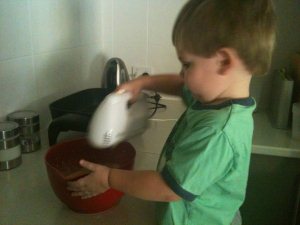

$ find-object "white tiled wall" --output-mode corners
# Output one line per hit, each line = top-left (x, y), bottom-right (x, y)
(0, 0), (184, 130)
(0, 0), (104, 128)
(101, 0), (184, 74)
(0, 0), (299, 131)
(0, 1), (31, 61)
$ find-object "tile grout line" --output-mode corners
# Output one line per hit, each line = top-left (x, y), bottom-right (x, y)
(112, 0), (115, 56)
(146, 0), (150, 67)
(27, 0), (39, 104)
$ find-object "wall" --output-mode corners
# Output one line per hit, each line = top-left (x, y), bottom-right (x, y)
(251, 0), (300, 110)
(0, 0), (299, 131)
(0, 0), (104, 129)
(100, 0), (185, 75)
(0, 0), (185, 131)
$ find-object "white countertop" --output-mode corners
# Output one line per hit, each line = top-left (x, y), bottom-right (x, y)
(0, 132), (156, 225)
(252, 111), (300, 158)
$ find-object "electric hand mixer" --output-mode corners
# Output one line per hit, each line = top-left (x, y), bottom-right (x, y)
(87, 89), (149, 148)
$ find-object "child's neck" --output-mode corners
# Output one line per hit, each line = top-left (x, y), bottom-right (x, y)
(204, 72), (252, 105)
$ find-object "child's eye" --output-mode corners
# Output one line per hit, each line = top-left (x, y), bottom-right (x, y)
(182, 62), (191, 70)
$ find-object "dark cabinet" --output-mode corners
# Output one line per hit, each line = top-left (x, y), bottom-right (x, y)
(241, 153), (300, 225)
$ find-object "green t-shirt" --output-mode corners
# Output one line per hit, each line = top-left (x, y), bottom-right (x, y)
(156, 86), (256, 225)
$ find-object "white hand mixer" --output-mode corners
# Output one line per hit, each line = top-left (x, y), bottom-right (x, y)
(87, 90), (149, 148)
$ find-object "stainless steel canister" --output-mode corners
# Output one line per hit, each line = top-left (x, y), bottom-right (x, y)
(7, 110), (41, 153)
(0, 121), (22, 170)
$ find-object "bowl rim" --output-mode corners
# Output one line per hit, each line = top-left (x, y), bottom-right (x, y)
(45, 138), (136, 181)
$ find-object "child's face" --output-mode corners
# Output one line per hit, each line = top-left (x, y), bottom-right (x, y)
(177, 49), (228, 104)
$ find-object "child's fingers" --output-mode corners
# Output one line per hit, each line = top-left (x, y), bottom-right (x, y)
(70, 190), (95, 199)
(79, 159), (97, 171)
(66, 182), (80, 191)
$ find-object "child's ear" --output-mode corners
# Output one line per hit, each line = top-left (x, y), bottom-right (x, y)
(215, 48), (233, 75)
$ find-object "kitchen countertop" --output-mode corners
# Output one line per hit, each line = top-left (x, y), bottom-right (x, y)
(0, 132), (156, 225)
(252, 111), (300, 158)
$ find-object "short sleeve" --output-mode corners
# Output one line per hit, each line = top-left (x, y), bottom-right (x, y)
(161, 127), (234, 201)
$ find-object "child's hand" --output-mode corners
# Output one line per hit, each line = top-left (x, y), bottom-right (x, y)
(116, 78), (144, 103)
(67, 160), (110, 199)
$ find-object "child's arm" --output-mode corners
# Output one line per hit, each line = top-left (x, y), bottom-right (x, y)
(139, 74), (184, 96)
(117, 74), (184, 102)
(109, 167), (181, 202)
(67, 160), (181, 202)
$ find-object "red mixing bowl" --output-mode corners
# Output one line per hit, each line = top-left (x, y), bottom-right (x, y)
(45, 138), (136, 213)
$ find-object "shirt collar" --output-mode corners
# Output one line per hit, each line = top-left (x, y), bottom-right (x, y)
(192, 97), (255, 110)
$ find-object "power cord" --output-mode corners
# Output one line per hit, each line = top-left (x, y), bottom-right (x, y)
(147, 92), (167, 118)
(140, 72), (167, 118)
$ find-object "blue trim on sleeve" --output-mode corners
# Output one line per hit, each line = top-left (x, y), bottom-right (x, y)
(161, 166), (197, 201)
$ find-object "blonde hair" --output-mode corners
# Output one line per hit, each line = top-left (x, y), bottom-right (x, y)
(172, 0), (276, 75)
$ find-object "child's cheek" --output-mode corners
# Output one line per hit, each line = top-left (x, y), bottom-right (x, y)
(185, 74), (198, 91)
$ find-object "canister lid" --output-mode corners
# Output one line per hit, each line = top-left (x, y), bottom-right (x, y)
(0, 121), (19, 140)
(7, 110), (39, 126)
